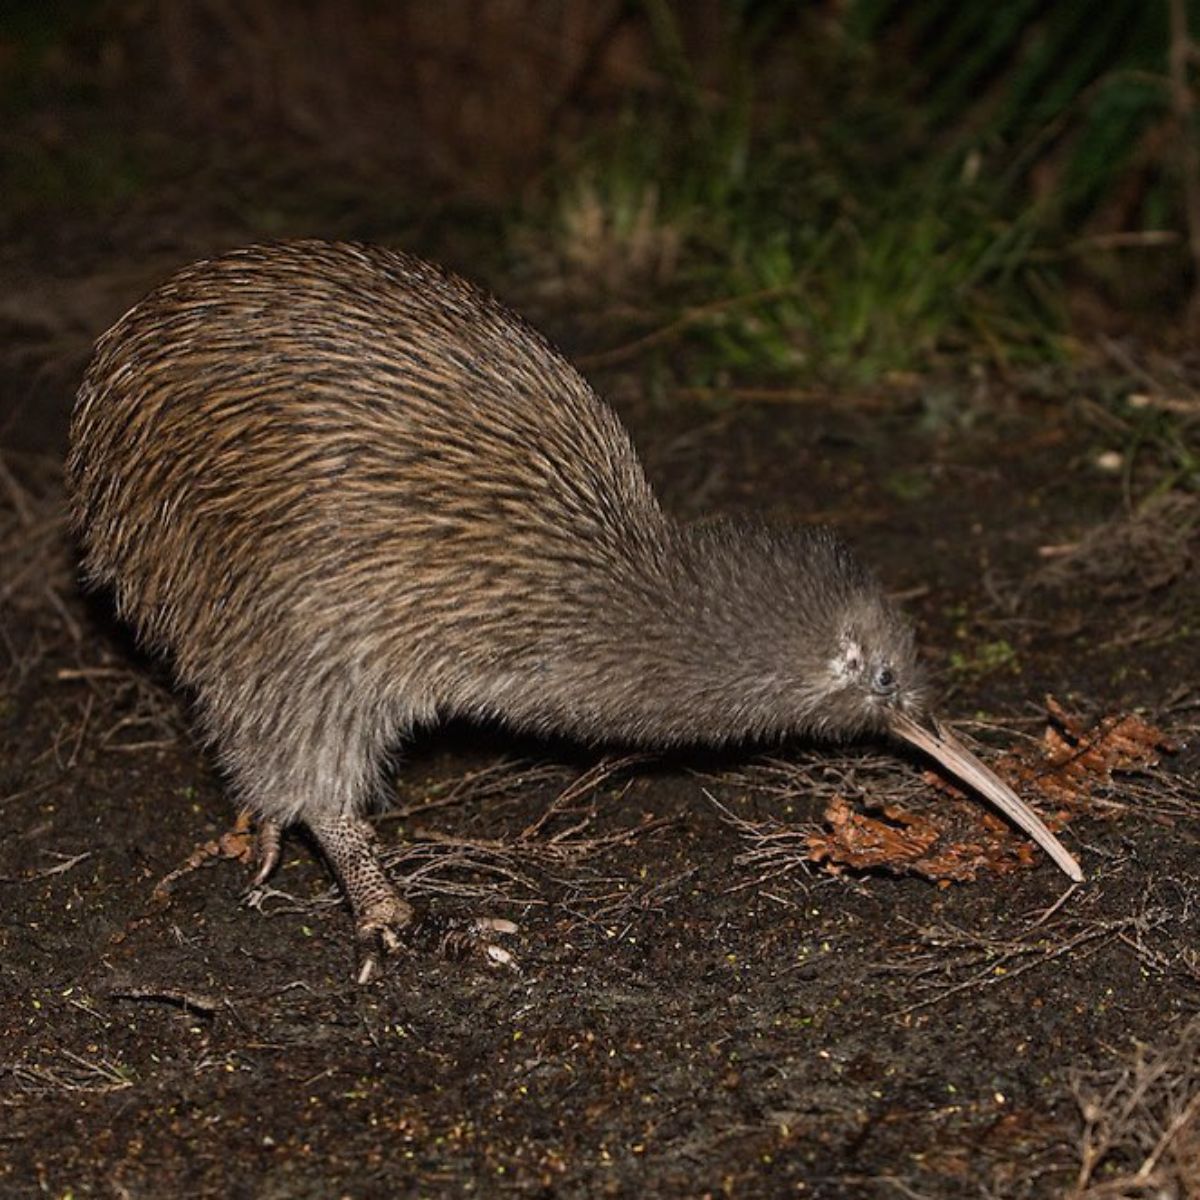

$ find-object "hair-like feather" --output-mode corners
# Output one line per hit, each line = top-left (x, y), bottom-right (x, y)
(68, 240), (922, 827)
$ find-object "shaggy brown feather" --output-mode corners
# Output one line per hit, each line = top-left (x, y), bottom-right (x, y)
(66, 240), (942, 975)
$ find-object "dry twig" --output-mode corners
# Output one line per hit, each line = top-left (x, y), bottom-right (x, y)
(1071, 1015), (1200, 1197)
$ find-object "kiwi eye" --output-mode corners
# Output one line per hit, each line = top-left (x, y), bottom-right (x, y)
(873, 666), (897, 695)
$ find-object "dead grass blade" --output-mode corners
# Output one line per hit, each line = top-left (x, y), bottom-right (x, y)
(1070, 1016), (1200, 1197)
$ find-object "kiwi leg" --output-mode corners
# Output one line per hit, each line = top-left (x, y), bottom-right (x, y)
(306, 810), (416, 983)
(305, 811), (518, 982)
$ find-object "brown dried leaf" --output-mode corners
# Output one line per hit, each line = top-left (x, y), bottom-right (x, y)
(807, 795), (1035, 883)
(1011, 696), (1177, 818)
(807, 698), (1175, 882)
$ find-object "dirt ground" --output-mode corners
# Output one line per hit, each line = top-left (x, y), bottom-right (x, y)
(2, 216), (1200, 1199)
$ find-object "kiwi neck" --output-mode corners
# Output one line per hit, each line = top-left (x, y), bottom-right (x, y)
(508, 517), (842, 747)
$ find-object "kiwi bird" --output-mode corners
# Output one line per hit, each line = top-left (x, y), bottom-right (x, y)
(66, 241), (1082, 981)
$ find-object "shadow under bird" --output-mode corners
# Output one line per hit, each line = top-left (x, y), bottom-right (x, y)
(66, 240), (1083, 982)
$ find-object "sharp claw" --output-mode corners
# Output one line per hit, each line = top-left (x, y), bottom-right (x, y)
(474, 917), (520, 936)
(429, 914), (520, 968)
(356, 953), (382, 986)
(354, 922), (408, 985)
(485, 943), (518, 970)
(347, 910), (519, 980)
(248, 817), (283, 888)
(378, 926), (403, 956)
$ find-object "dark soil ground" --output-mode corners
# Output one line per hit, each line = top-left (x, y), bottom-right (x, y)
(3, 200), (1200, 1200)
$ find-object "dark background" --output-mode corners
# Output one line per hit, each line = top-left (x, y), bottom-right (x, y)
(4, 0), (1200, 453)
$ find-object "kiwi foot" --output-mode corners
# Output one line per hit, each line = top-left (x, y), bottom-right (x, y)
(154, 807), (277, 901)
(305, 811), (518, 983)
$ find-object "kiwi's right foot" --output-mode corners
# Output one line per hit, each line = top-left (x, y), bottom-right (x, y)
(154, 807), (275, 901)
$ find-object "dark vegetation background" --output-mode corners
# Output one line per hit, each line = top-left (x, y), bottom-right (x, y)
(5, 0), (1200, 439)
(1, 3), (1198, 1197)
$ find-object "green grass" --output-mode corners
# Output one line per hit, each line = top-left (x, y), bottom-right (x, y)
(512, 0), (1193, 389)
(516, 104), (1063, 386)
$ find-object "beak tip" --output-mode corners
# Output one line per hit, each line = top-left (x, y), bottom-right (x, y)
(889, 708), (1085, 885)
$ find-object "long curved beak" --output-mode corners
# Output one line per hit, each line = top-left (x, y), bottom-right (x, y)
(888, 710), (1083, 883)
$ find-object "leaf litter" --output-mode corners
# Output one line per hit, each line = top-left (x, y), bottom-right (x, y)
(728, 697), (1179, 884)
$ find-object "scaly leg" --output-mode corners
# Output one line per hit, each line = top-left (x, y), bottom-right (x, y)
(306, 810), (415, 983)
(305, 810), (519, 983)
